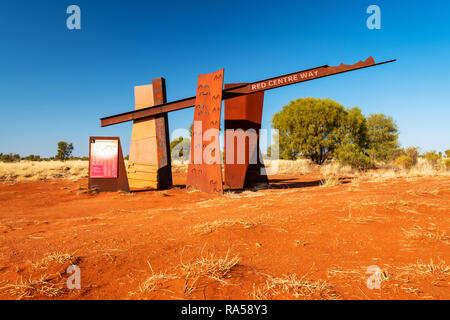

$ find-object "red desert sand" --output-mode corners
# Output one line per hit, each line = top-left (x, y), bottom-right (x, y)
(0, 170), (449, 300)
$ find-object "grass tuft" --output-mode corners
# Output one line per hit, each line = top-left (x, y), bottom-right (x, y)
(0, 275), (64, 299)
(253, 273), (340, 300)
(180, 249), (239, 288)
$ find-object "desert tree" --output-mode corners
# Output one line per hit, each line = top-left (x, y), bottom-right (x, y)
(56, 141), (74, 161)
(366, 114), (399, 162)
(271, 98), (368, 165)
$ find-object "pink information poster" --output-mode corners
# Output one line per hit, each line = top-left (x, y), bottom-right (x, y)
(89, 139), (119, 178)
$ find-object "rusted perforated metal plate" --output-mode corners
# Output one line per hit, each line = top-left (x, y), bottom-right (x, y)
(186, 69), (224, 194)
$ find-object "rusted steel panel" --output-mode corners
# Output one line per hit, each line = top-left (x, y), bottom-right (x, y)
(100, 57), (395, 127)
(88, 137), (129, 192)
(186, 69), (225, 194)
(224, 83), (268, 189)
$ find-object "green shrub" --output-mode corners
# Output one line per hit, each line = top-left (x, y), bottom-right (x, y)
(22, 154), (41, 161)
(366, 114), (399, 162)
(445, 149), (450, 158)
(0, 153), (20, 162)
(395, 155), (414, 169)
(335, 144), (374, 170)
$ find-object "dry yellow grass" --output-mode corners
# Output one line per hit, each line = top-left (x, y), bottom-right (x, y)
(402, 226), (449, 244)
(0, 160), (192, 182)
(318, 161), (355, 188)
(320, 177), (341, 188)
(180, 249), (240, 288)
(0, 251), (82, 299)
(399, 259), (450, 276)
(366, 158), (450, 182)
(326, 258), (449, 298)
(341, 212), (382, 224)
(0, 275), (64, 300)
(133, 261), (178, 295)
(31, 252), (80, 269)
(0, 160), (88, 182)
(320, 161), (353, 177)
(171, 160), (188, 174)
(253, 273), (340, 300)
(2, 157), (447, 184)
(265, 159), (312, 175)
(175, 159), (313, 176)
(190, 219), (256, 235)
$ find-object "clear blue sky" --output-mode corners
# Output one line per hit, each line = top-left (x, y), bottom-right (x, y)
(0, 0), (449, 157)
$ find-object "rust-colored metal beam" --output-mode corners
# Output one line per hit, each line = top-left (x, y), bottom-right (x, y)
(101, 57), (396, 127)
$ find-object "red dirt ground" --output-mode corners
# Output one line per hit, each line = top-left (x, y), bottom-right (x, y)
(0, 171), (449, 300)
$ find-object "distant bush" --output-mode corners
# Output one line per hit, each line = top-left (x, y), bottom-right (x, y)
(68, 156), (89, 161)
(441, 158), (450, 170)
(335, 144), (374, 170)
(0, 153), (21, 163)
(405, 147), (419, 165)
(21, 155), (41, 161)
(445, 149), (450, 158)
(423, 151), (439, 167)
(395, 155), (414, 170)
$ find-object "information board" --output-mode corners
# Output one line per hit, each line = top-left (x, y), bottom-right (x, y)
(89, 139), (119, 178)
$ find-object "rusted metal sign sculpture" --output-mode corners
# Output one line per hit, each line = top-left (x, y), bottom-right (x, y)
(99, 56), (395, 194)
(186, 69), (225, 194)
